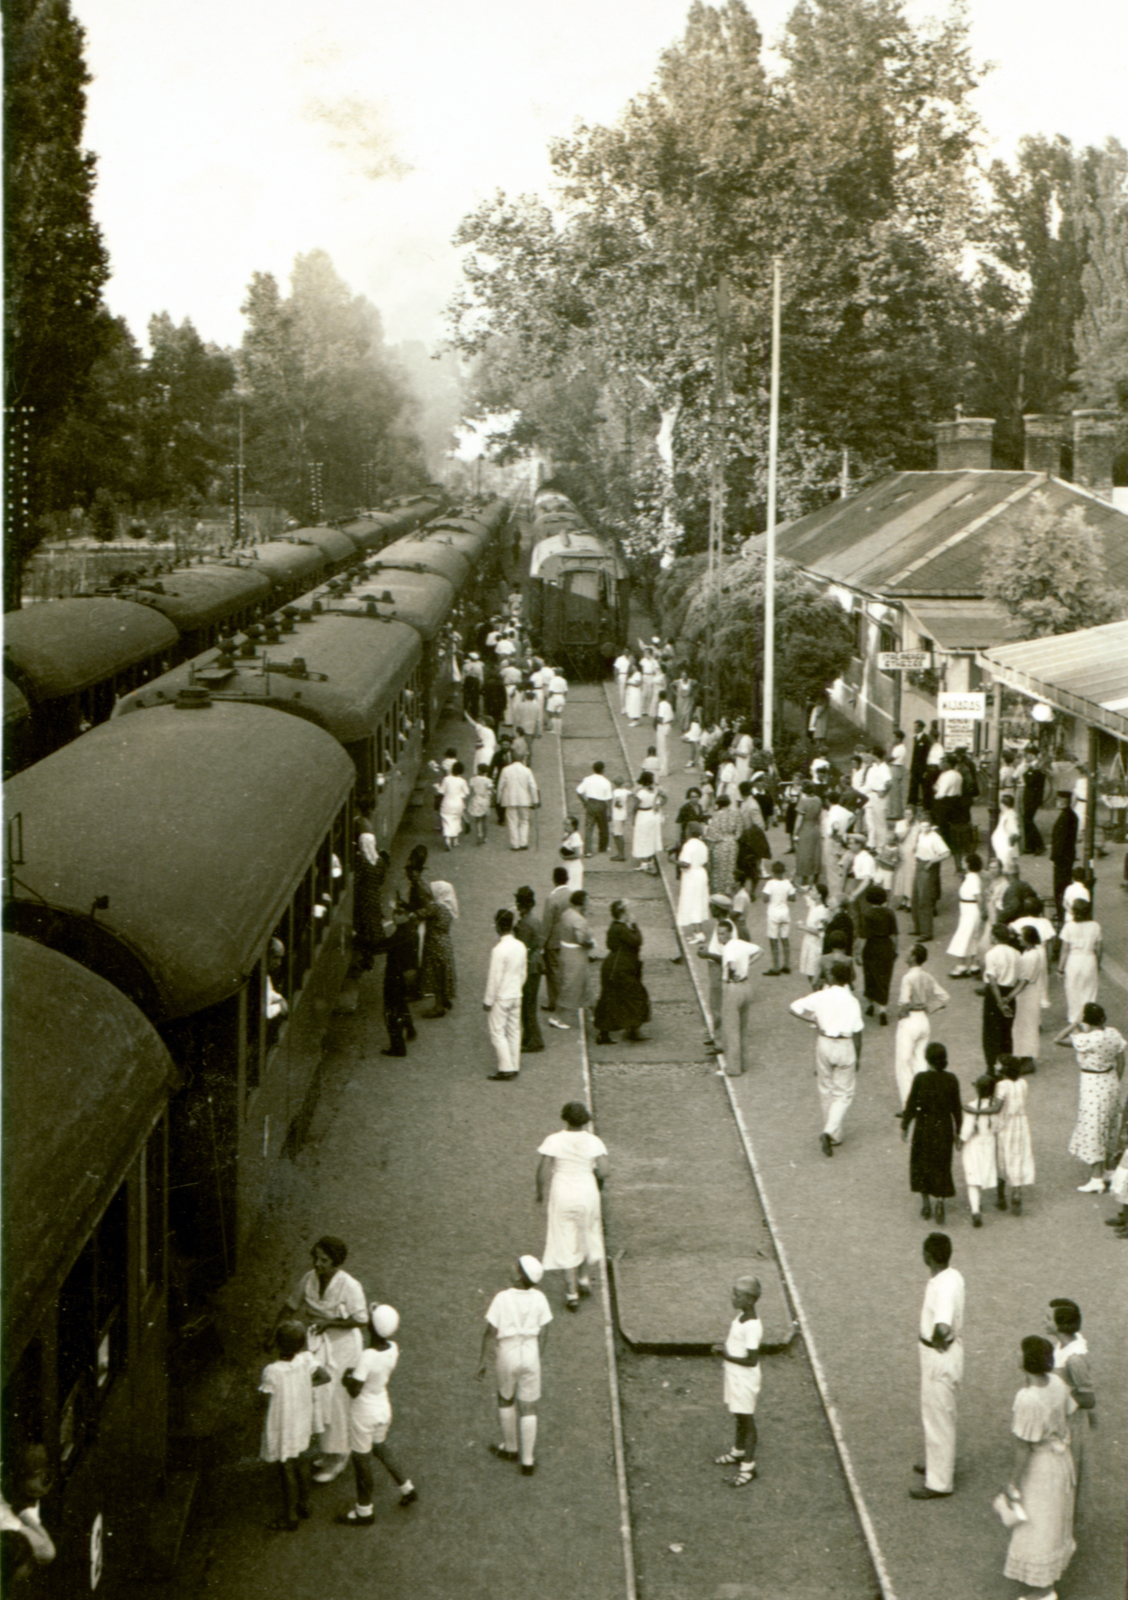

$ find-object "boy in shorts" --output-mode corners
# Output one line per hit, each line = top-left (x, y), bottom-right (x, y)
(762, 861), (796, 974)
(712, 1276), (763, 1486)
(478, 1256), (553, 1476)
(338, 1304), (416, 1525)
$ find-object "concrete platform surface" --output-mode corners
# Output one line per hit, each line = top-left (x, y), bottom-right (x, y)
(614, 1251), (794, 1350)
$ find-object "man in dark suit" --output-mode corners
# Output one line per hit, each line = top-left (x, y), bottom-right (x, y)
(908, 720), (930, 807)
(1050, 796), (1080, 919)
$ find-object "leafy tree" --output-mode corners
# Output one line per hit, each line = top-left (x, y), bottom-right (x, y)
(138, 314), (237, 504)
(88, 486), (118, 542)
(657, 549), (855, 719)
(4, 0), (111, 606)
(981, 491), (1127, 637)
(449, 0), (986, 564)
(36, 312), (145, 513)
(1073, 140), (1128, 413)
(239, 251), (426, 512)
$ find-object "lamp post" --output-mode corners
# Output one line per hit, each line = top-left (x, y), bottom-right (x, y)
(762, 256), (782, 751)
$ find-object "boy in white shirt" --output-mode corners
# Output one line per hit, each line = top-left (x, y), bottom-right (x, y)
(711, 1276), (763, 1486)
(560, 817), (585, 889)
(762, 861), (797, 975)
(610, 779), (632, 861)
(478, 1256), (553, 1476)
(338, 1305), (416, 1525)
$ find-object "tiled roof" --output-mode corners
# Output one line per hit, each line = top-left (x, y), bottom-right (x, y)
(902, 598), (1015, 650)
(749, 472), (1128, 599)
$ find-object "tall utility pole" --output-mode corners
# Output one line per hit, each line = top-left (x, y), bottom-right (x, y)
(762, 256), (782, 751)
(232, 404), (246, 544)
(706, 275), (730, 721)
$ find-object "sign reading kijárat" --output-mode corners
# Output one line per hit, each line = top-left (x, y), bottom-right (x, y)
(938, 691), (986, 720)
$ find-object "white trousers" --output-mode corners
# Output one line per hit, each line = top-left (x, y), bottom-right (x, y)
(815, 1038), (856, 1140)
(488, 999), (522, 1075)
(894, 1011), (931, 1107)
(919, 1341), (963, 1492)
(656, 724), (670, 776)
(506, 807), (530, 848)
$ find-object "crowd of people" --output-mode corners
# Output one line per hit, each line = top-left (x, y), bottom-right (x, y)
(282, 588), (1123, 1590)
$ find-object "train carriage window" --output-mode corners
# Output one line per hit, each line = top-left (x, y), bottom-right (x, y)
(375, 722), (386, 779)
(313, 839), (332, 943)
(244, 963), (263, 1094)
(94, 1187), (128, 1394)
(331, 804), (349, 901)
(144, 1118), (167, 1295)
(292, 872), (313, 989)
(56, 1183), (129, 1472)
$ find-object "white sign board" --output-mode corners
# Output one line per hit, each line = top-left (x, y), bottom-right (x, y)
(877, 651), (931, 671)
(943, 718), (977, 750)
(939, 691), (986, 720)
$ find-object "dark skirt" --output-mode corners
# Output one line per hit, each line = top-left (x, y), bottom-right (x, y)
(862, 936), (896, 1005)
(593, 959), (651, 1033)
(908, 1117), (957, 1198)
(354, 857), (386, 967)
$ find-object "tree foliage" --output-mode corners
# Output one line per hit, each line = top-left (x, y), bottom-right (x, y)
(239, 251), (426, 511)
(448, 0), (987, 564)
(981, 491), (1127, 638)
(1073, 140), (1128, 413)
(3, 0), (111, 605)
(655, 550), (855, 718)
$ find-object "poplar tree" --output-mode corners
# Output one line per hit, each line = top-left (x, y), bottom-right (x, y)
(3, 0), (110, 606)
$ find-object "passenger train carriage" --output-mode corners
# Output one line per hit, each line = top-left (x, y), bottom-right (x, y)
(523, 486), (629, 678)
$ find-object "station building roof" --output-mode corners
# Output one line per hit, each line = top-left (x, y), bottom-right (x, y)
(3, 598), (179, 700)
(745, 472), (1128, 635)
(4, 703), (354, 1021)
(2, 935), (179, 1368)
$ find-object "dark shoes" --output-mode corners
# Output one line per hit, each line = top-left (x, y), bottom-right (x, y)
(972, 1213), (982, 1227)
(909, 1486), (952, 1500)
(935, 1200), (945, 1223)
(920, 1199), (932, 1218)
(487, 1072), (518, 1081)
(381, 1048), (407, 1057)
(337, 1509), (375, 1525)
(489, 1445), (518, 1462)
(521, 1463), (536, 1476)
(820, 1133), (834, 1158)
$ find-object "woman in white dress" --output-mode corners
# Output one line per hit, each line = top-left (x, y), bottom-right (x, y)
(283, 1236), (368, 1482)
(536, 1102), (609, 1310)
(994, 1055), (1035, 1210)
(614, 652), (633, 712)
(676, 824), (711, 940)
(1055, 902), (1102, 1034)
(435, 760), (470, 848)
(1063, 1003), (1126, 1190)
(716, 755), (740, 805)
(991, 793), (1021, 871)
(631, 772), (665, 874)
(959, 1075), (1000, 1225)
(624, 669), (643, 725)
(1000, 1337), (1076, 1599)
(797, 884), (830, 986)
(891, 807), (920, 910)
(1012, 928), (1045, 1061)
(946, 853), (984, 976)
(893, 943), (949, 1106)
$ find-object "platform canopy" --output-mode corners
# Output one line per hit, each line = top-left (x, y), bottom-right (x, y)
(977, 619), (1128, 740)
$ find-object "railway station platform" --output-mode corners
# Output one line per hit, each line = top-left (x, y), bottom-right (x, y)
(153, 667), (1125, 1600)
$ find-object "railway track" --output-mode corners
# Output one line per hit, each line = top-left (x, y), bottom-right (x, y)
(553, 682), (884, 1600)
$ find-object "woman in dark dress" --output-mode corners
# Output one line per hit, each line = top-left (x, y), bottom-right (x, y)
(593, 901), (650, 1045)
(675, 788), (706, 847)
(858, 885), (898, 1025)
(353, 817), (389, 971)
(419, 881), (458, 1016)
(901, 1042), (962, 1221)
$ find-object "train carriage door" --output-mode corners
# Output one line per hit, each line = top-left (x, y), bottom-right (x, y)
(565, 569), (601, 677)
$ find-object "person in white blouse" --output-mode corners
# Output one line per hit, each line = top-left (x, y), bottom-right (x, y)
(576, 761), (614, 855)
(614, 652), (632, 712)
(862, 746), (892, 848)
(911, 819), (951, 940)
(484, 909), (528, 1080)
(718, 920), (763, 1076)
(790, 964), (865, 1156)
(478, 1256), (553, 1475)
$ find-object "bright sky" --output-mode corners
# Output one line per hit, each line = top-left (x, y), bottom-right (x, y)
(73, 0), (1128, 355)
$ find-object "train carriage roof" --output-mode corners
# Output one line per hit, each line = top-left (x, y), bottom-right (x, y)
(365, 537), (472, 588)
(3, 598), (180, 701)
(2, 935), (178, 1370)
(106, 563), (272, 631)
(114, 615), (422, 741)
(226, 541), (326, 585)
(4, 703), (354, 1021)
(528, 531), (629, 581)
(284, 526), (358, 564)
(318, 568), (456, 640)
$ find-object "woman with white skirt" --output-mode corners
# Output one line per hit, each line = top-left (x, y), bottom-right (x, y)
(624, 669), (643, 725)
(676, 826), (711, 940)
(946, 853), (983, 976)
(893, 944), (949, 1106)
(435, 761), (470, 848)
(1012, 933), (1045, 1061)
(631, 773), (665, 874)
(536, 1102), (609, 1310)
(891, 808), (920, 910)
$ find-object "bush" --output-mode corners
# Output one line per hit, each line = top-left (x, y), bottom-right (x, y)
(89, 487), (118, 542)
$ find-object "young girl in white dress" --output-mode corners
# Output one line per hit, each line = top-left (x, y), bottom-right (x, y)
(994, 1055), (1036, 1214)
(798, 883), (830, 987)
(947, 852), (984, 976)
(959, 1075), (1001, 1226)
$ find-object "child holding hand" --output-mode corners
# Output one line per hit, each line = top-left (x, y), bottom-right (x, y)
(259, 1321), (331, 1531)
